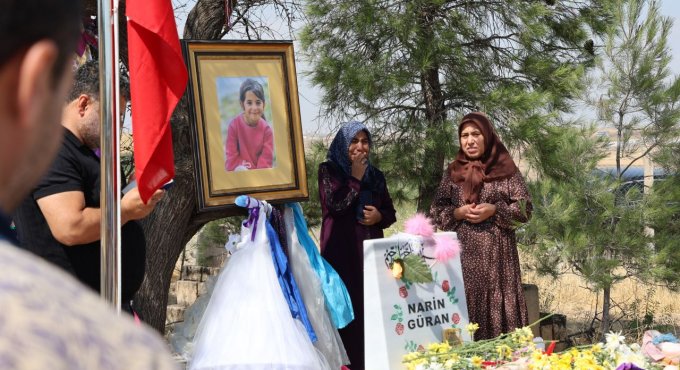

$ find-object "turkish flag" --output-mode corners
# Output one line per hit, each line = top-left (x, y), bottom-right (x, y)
(126, 0), (187, 203)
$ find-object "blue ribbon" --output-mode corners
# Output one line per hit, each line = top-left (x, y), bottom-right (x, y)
(289, 203), (355, 329)
(266, 215), (317, 342)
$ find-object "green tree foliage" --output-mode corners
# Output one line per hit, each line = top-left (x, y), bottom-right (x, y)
(647, 172), (680, 290)
(300, 140), (328, 230)
(522, 126), (653, 337)
(590, 0), (680, 177)
(301, 0), (619, 210)
(521, 0), (680, 337)
(196, 219), (230, 266)
(647, 140), (680, 290)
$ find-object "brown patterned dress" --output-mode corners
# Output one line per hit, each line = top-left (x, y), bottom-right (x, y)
(430, 170), (531, 340)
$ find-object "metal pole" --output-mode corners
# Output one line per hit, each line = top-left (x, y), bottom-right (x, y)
(98, 0), (122, 313)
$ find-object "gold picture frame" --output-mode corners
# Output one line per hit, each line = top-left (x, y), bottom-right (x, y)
(183, 40), (308, 212)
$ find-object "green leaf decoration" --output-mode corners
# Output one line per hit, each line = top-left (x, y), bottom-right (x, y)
(402, 255), (433, 283)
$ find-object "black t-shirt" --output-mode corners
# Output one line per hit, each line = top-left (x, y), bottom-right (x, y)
(12, 128), (146, 301)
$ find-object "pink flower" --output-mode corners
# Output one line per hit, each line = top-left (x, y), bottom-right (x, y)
(404, 213), (434, 237)
(433, 235), (460, 262)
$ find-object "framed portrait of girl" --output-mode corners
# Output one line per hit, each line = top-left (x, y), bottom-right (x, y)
(183, 40), (308, 212)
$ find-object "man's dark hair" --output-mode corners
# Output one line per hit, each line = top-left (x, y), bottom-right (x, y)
(68, 60), (131, 102)
(0, 0), (83, 84)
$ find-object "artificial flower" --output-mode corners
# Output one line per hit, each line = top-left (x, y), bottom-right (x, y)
(466, 323), (479, 338)
(433, 235), (460, 262)
(392, 260), (404, 279)
(405, 213), (435, 237)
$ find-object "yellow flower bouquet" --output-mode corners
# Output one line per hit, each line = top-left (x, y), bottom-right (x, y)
(402, 324), (665, 370)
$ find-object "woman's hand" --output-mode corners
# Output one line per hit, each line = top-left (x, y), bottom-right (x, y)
(454, 203), (476, 221)
(465, 203), (497, 223)
(350, 152), (368, 180)
(360, 205), (382, 226)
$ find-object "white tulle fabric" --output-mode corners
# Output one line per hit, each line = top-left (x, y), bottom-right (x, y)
(188, 204), (329, 370)
(283, 206), (350, 369)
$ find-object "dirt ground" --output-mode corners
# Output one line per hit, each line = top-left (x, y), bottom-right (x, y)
(522, 270), (680, 345)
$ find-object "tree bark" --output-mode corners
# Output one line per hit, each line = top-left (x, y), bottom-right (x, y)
(416, 4), (447, 212)
(601, 287), (611, 339)
(183, 0), (227, 40)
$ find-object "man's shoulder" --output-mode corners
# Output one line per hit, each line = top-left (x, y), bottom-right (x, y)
(0, 241), (177, 369)
(31, 130), (98, 199)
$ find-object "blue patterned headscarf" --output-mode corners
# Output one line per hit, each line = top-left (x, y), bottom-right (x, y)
(327, 121), (372, 176)
(326, 121), (384, 193)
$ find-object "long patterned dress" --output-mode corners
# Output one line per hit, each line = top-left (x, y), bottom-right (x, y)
(318, 161), (397, 370)
(430, 170), (531, 340)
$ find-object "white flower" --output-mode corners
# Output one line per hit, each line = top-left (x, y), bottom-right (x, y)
(616, 350), (648, 369)
(429, 362), (444, 370)
(605, 331), (626, 351)
(415, 364), (428, 370)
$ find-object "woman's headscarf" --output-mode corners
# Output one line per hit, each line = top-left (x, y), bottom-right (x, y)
(326, 121), (383, 193)
(448, 112), (518, 204)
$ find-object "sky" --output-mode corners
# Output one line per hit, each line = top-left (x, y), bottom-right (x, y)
(172, 1), (680, 136)
(659, 1), (680, 74)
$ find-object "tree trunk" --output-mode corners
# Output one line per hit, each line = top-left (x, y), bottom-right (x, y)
(134, 0), (229, 333)
(601, 286), (611, 339)
(416, 4), (447, 212)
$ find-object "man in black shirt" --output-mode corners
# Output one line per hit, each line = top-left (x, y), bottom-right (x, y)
(12, 61), (166, 312)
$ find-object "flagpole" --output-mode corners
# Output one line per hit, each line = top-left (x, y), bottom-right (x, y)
(98, 0), (122, 313)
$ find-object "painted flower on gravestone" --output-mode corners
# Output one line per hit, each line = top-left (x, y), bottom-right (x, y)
(441, 280), (450, 292)
(391, 305), (404, 336)
(446, 285), (459, 305)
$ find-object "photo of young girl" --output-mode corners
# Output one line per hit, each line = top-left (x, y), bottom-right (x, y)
(222, 78), (274, 171)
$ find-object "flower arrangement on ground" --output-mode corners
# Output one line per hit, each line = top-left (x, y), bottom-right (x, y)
(402, 324), (676, 370)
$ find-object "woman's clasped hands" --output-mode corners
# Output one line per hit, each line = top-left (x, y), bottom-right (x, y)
(454, 202), (497, 223)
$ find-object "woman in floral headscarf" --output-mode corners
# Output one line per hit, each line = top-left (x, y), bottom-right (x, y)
(318, 121), (397, 370)
(430, 112), (532, 341)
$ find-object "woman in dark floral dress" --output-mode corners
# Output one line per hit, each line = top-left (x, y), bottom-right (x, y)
(318, 121), (397, 370)
(430, 112), (531, 340)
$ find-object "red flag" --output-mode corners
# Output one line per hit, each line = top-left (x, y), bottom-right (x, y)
(126, 0), (187, 203)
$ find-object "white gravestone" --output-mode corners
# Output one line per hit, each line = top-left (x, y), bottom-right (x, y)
(364, 232), (470, 369)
